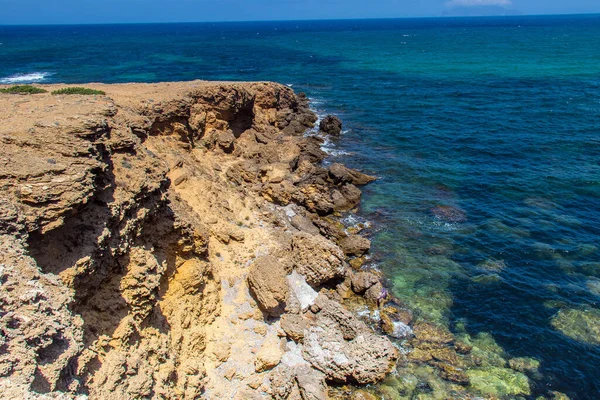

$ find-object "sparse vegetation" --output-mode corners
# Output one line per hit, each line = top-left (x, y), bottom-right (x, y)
(0, 85), (47, 94)
(51, 87), (106, 95)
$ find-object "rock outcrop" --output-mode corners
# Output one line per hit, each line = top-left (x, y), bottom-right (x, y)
(0, 80), (395, 399)
(319, 115), (342, 136)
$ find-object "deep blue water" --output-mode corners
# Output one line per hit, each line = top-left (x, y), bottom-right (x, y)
(2, 15), (600, 399)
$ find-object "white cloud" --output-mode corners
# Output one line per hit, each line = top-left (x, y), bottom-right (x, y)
(445, 0), (512, 7)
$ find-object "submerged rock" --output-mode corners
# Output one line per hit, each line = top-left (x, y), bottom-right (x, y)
(351, 389), (378, 400)
(466, 366), (531, 397)
(319, 115), (342, 136)
(430, 205), (467, 223)
(508, 357), (540, 373)
(551, 307), (600, 345)
(477, 258), (507, 272)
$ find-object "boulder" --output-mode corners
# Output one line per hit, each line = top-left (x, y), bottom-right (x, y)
(328, 163), (376, 186)
(291, 233), (346, 287)
(319, 115), (342, 136)
(380, 311), (413, 340)
(247, 256), (289, 317)
(339, 235), (371, 257)
(287, 271), (319, 312)
(296, 184), (335, 215)
(331, 184), (362, 211)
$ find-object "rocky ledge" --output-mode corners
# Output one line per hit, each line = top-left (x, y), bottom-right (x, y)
(0, 81), (398, 399)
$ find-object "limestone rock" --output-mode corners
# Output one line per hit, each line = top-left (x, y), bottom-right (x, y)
(255, 337), (284, 372)
(247, 256), (289, 317)
(351, 271), (380, 294)
(339, 235), (371, 257)
(291, 233), (346, 288)
(290, 215), (320, 235)
(328, 163), (376, 186)
(280, 314), (308, 342)
(365, 282), (386, 303)
(0, 80), (397, 399)
(302, 294), (398, 384)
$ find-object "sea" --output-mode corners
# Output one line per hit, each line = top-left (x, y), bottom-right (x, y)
(1, 14), (599, 399)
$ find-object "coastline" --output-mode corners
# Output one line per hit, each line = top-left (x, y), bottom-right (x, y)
(0, 81), (400, 399)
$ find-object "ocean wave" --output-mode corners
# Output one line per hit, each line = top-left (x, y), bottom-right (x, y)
(0, 72), (53, 84)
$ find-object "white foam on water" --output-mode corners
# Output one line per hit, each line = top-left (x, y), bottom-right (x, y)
(0, 72), (53, 84)
(341, 213), (372, 235)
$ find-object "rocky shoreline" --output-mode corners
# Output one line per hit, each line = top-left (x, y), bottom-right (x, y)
(0, 81), (405, 399)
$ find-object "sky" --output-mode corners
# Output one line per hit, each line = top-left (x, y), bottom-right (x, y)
(0, 0), (599, 25)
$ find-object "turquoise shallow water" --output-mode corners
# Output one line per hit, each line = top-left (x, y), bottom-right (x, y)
(2, 15), (600, 399)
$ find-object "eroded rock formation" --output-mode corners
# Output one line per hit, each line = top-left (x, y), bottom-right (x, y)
(0, 81), (396, 399)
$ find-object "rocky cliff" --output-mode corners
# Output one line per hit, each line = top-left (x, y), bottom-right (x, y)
(0, 81), (398, 399)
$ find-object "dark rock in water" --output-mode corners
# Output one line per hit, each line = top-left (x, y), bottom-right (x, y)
(430, 205), (467, 223)
(434, 361), (470, 386)
(319, 115), (342, 136)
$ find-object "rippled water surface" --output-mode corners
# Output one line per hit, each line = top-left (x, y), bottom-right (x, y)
(2, 15), (600, 399)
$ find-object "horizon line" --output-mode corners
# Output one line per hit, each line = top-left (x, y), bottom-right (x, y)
(1, 12), (599, 27)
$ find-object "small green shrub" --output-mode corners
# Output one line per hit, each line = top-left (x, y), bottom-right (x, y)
(51, 87), (106, 95)
(0, 85), (47, 94)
